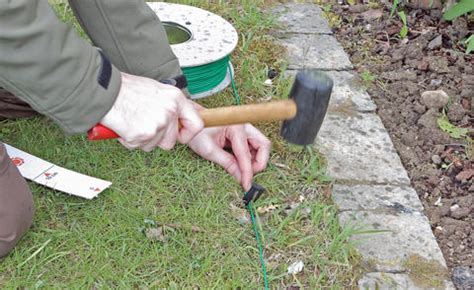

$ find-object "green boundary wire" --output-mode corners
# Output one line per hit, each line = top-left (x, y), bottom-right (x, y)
(189, 54), (268, 288)
(229, 59), (268, 289)
(248, 202), (269, 290)
(228, 59), (242, 105)
(182, 55), (231, 95)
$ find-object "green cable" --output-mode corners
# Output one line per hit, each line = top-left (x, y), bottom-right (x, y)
(228, 58), (241, 105)
(248, 202), (269, 290)
(229, 59), (268, 289)
(182, 55), (231, 95)
(191, 54), (267, 287)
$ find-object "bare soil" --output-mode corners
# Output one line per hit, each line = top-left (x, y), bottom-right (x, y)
(330, 1), (473, 275)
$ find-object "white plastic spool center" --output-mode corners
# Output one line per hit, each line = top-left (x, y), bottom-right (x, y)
(147, 2), (239, 99)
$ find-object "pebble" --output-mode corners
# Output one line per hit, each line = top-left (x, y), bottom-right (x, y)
(417, 108), (440, 129)
(450, 204), (460, 212)
(452, 208), (470, 219)
(431, 154), (442, 165)
(429, 79), (442, 86)
(263, 79), (272, 87)
(447, 102), (466, 122)
(427, 35), (442, 50)
(421, 90), (450, 109)
(452, 266), (474, 290)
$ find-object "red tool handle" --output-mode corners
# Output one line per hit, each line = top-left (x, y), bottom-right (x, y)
(88, 124), (119, 140)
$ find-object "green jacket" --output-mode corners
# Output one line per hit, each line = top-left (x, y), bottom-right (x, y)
(0, 0), (182, 134)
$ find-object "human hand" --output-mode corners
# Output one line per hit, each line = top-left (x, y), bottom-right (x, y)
(100, 73), (204, 151)
(188, 124), (271, 191)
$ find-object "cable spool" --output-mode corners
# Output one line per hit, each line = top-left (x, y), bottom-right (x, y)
(147, 2), (239, 99)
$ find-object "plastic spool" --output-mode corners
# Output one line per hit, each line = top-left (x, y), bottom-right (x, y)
(147, 2), (239, 99)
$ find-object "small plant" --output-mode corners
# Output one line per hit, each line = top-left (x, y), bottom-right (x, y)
(360, 70), (376, 86)
(390, 0), (399, 18)
(437, 112), (469, 139)
(443, 0), (474, 53)
(464, 35), (474, 54)
(390, 1), (409, 38)
(397, 10), (408, 38)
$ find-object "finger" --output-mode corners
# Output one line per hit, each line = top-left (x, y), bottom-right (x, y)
(155, 119), (179, 151)
(118, 138), (142, 150)
(228, 127), (253, 191)
(245, 125), (271, 173)
(215, 150), (242, 184)
(248, 138), (271, 173)
(178, 100), (204, 144)
(140, 129), (167, 152)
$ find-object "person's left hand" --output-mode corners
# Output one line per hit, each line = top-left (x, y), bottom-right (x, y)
(188, 124), (271, 191)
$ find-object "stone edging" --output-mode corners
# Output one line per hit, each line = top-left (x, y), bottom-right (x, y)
(272, 3), (455, 289)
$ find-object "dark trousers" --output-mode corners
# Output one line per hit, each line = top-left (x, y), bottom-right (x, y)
(0, 143), (35, 258)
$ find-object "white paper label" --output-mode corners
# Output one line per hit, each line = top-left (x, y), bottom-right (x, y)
(5, 143), (111, 199)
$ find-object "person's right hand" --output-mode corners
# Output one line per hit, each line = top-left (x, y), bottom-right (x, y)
(100, 73), (204, 152)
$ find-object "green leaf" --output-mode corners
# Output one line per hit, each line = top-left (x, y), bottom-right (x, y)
(443, 0), (474, 21)
(390, 0), (399, 18)
(437, 114), (469, 139)
(465, 34), (474, 54)
(397, 11), (408, 38)
(400, 26), (408, 38)
(397, 11), (407, 25)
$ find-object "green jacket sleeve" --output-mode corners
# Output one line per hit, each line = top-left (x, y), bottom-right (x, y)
(68, 0), (183, 82)
(0, 0), (122, 134)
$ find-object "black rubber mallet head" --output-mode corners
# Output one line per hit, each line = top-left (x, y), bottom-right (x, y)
(280, 70), (333, 145)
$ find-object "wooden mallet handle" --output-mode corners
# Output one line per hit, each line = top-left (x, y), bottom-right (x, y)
(87, 100), (297, 140)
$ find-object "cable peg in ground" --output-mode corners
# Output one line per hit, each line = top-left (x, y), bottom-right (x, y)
(243, 183), (266, 206)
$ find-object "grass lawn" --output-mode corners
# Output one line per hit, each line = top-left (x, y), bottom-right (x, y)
(0, 0), (362, 288)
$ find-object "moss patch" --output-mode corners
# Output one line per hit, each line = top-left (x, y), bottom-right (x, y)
(403, 254), (449, 288)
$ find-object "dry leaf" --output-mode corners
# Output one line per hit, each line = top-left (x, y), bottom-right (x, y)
(287, 260), (304, 274)
(145, 227), (166, 242)
(257, 204), (280, 214)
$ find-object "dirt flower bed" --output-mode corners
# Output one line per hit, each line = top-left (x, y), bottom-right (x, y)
(329, 1), (473, 275)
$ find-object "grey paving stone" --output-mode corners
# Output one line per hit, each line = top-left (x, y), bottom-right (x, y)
(332, 184), (424, 212)
(358, 272), (455, 290)
(277, 34), (352, 70)
(272, 3), (332, 34)
(273, 2), (453, 288)
(316, 113), (410, 184)
(286, 70), (377, 112)
(339, 210), (448, 272)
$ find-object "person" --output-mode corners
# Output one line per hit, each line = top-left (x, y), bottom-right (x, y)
(0, 0), (271, 258)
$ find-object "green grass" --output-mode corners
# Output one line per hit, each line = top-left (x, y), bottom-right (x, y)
(0, 1), (362, 288)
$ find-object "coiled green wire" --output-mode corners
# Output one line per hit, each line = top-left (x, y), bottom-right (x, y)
(182, 55), (231, 95)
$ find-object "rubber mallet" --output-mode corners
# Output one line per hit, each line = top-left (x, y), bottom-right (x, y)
(88, 70), (333, 146)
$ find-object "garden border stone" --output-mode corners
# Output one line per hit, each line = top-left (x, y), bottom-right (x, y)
(273, 3), (455, 289)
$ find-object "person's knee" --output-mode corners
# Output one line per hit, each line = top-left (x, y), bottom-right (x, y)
(0, 210), (34, 258)
(0, 143), (35, 258)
